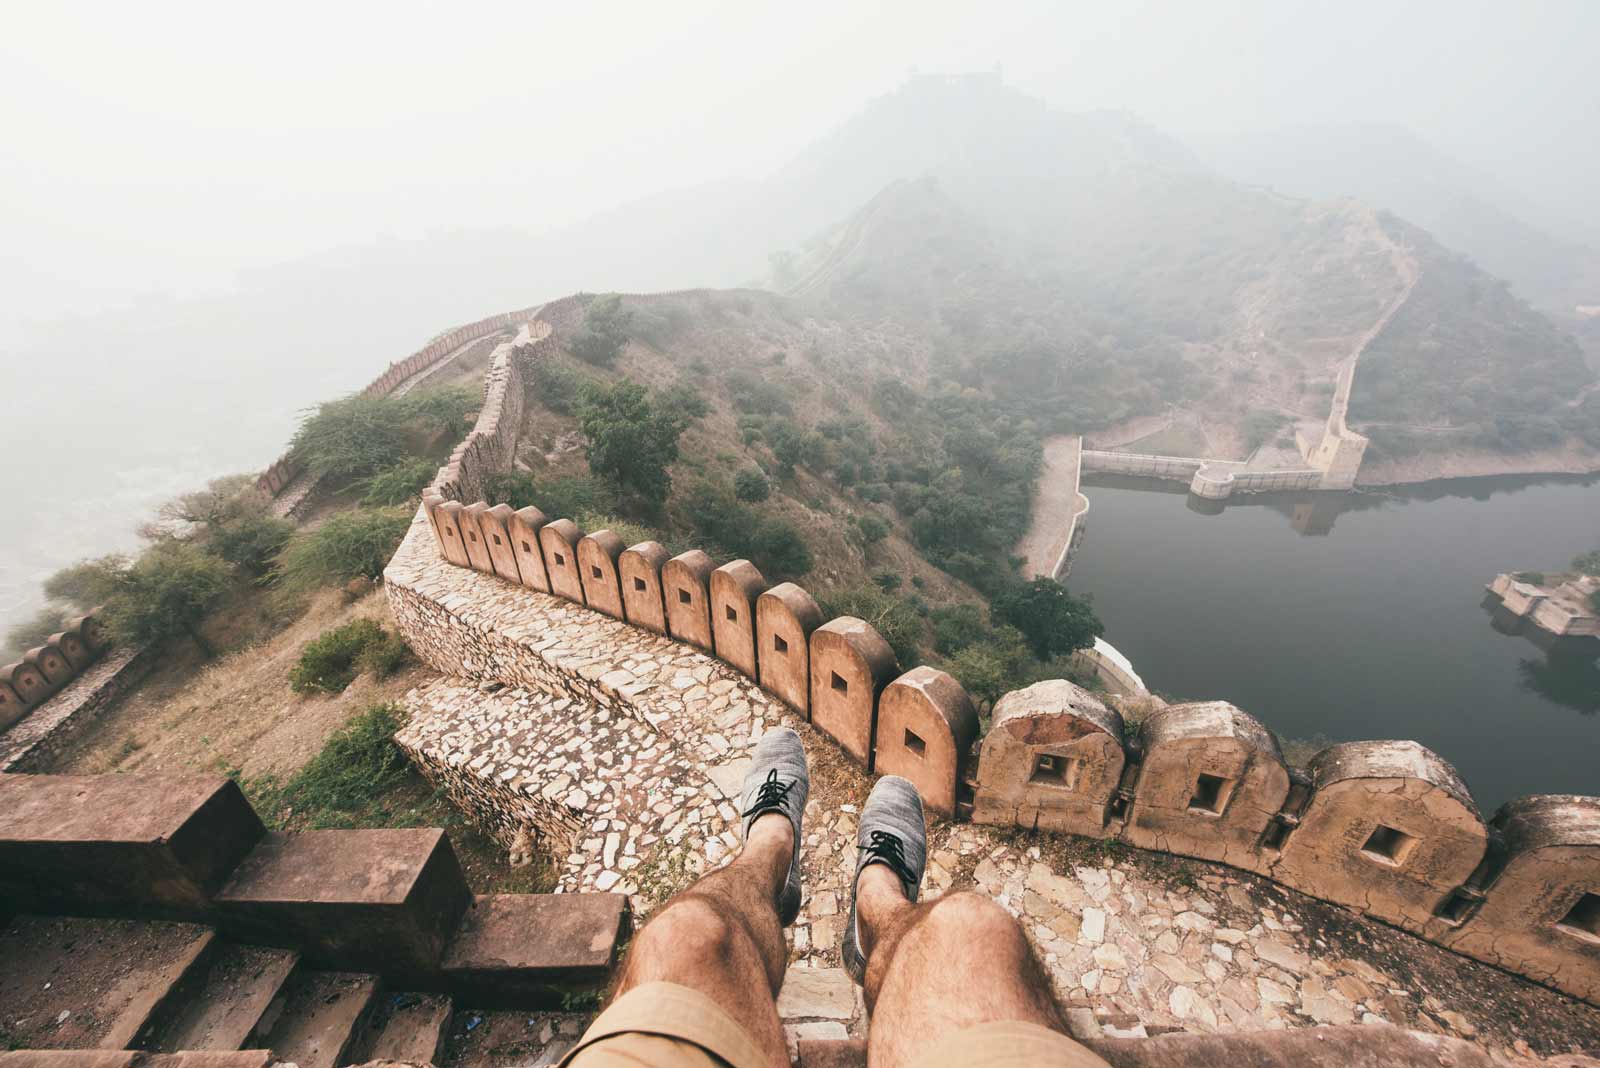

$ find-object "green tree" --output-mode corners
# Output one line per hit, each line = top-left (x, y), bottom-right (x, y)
(819, 586), (921, 668)
(289, 393), (412, 482)
(211, 512), (295, 577)
(855, 513), (890, 547)
(532, 360), (594, 415)
(578, 380), (693, 505)
(944, 631), (1032, 711)
(401, 385), (478, 437)
(734, 469), (770, 503)
(44, 555), (127, 610)
(276, 507), (412, 589)
(569, 294), (632, 367)
(362, 458), (438, 506)
(990, 576), (1103, 660)
(749, 518), (813, 580)
(102, 543), (234, 655)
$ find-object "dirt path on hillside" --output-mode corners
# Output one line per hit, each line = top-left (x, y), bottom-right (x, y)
(1014, 435), (1087, 580)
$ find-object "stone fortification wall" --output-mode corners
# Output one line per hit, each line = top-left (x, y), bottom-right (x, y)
(383, 296), (1600, 1008)
(0, 613), (112, 736)
(255, 304), (543, 501)
(0, 645), (150, 772)
(1083, 452), (1322, 500)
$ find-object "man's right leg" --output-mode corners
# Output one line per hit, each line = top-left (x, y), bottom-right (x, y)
(844, 778), (1107, 1068)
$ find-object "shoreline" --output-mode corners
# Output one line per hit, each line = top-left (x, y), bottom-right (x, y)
(1351, 444), (1600, 488)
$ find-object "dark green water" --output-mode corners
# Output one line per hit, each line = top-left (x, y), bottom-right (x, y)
(1068, 474), (1600, 811)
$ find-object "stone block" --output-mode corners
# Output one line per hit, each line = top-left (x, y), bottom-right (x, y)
(0, 680), (27, 731)
(539, 519), (587, 604)
(1121, 702), (1289, 872)
(24, 646), (73, 693)
(662, 550), (716, 653)
(509, 506), (552, 593)
(433, 501), (473, 568)
(0, 773), (265, 916)
(1, 662), (50, 709)
(440, 893), (629, 1006)
(973, 679), (1124, 835)
(1441, 794), (1600, 1005)
(1271, 740), (1486, 936)
(69, 613), (110, 655)
(420, 494), (448, 556)
(577, 531), (627, 620)
(460, 503), (498, 574)
(215, 828), (471, 974)
(47, 630), (94, 671)
(1083, 1021), (1499, 1068)
(477, 504), (524, 584)
(711, 561), (766, 679)
(809, 617), (897, 769)
(876, 667), (980, 818)
(619, 541), (670, 635)
(755, 583), (824, 715)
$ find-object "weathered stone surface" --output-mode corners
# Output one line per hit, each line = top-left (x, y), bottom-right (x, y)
(808, 617), (896, 770)
(1123, 702), (1290, 872)
(662, 550), (716, 653)
(1272, 741), (1486, 936)
(756, 583), (824, 716)
(711, 560), (766, 680)
(0, 647), (151, 773)
(1441, 795), (1600, 1005)
(577, 531), (627, 621)
(476, 504), (524, 585)
(460, 503), (497, 574)
(539, 519), (587, 604)
(431, 500), (472, 568)
(973, 679), (1124, 835)
(619, 541), (670, 636)
(509, 506), (552, 593)
(215, 828), (470, 972)
(873, 667), (978, 818)
(0, 772), (263, 915)
(442, 893), (628, 1004)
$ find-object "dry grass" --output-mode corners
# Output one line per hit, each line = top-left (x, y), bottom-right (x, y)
(49, 586), (432, 781)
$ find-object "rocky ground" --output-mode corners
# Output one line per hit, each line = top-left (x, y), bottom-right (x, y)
(399, 638), (1600, 1066)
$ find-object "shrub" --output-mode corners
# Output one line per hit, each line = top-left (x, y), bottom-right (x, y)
(1513, 571), (1546, 585)
(290, 619), (387, 694)
(253, 702), (411, 826)
(289, 393), (413, 482)
(749, 518), (813, 580)
(532, 360), (593, 415)
(931, 602), (990, 655)
(578, 380), (694, 505)
(44, 555), (127, 609)
(735, 469), (771, 503)
(356, 628), (410, 679)
(400, 385), (478, 437)
(991, 576), (1103, 659)
(569, 294), (631, 367)
(209, 513), (295, 577)
(872, 572), (902, 591)
(101, 543), (235, 654)
(1575, 550), (1600, 577)
(819, 585), (922, 669)
(855, 514), (890, 546)
(362, 459), (437, 506)
(276, 507), (411, 589)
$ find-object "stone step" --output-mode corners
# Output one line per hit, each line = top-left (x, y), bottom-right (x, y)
(253, 971), (378, 1068)
(0, 774), (263, 918)
(439, 894), (628, 1008)
(347, 992), (453, 1065)
(438, 1011), (593, 1068)
(214, 829), (471, 974)
(145, 944), (300, 1052)
(793, 1037), (867, 1068)
(0, 915), (217, 1051)
(0, 1051), (275, 1068)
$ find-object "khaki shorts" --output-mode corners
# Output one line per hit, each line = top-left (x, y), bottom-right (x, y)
(560, 981), (1108, 1068)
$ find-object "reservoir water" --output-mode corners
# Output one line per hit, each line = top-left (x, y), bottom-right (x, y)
(1067, 474), (1600, 811)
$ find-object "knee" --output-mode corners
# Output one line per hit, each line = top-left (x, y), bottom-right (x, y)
(918, 892), (1026, 953)
(636, 893), (740, 966)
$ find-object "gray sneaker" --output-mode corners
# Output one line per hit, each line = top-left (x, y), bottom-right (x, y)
(842, 776), (927, 984)
(739, 727), (809, 926)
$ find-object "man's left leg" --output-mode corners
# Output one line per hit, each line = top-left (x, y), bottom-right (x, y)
(563, 728), (809, 1068)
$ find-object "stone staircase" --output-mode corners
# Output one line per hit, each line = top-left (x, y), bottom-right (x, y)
(0, 773), (629, 1068)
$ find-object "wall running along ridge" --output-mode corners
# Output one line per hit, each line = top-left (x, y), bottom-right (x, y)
(383, 298), (1600, 1008)
(0, 613), (112, 736)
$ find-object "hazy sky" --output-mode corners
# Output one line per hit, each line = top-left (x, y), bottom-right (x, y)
(3, 0), (1596, 325)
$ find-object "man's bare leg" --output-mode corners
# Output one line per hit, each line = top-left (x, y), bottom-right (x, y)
(607, 812), (794, 1067)
(856, 872), (1066, 1068)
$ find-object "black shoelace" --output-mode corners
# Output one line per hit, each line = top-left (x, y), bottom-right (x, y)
(861, 829), (918, 888)
(741, 768), (794, 820)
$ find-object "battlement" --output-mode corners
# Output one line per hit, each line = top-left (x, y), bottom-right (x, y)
(379, 298), (1600, 1008)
